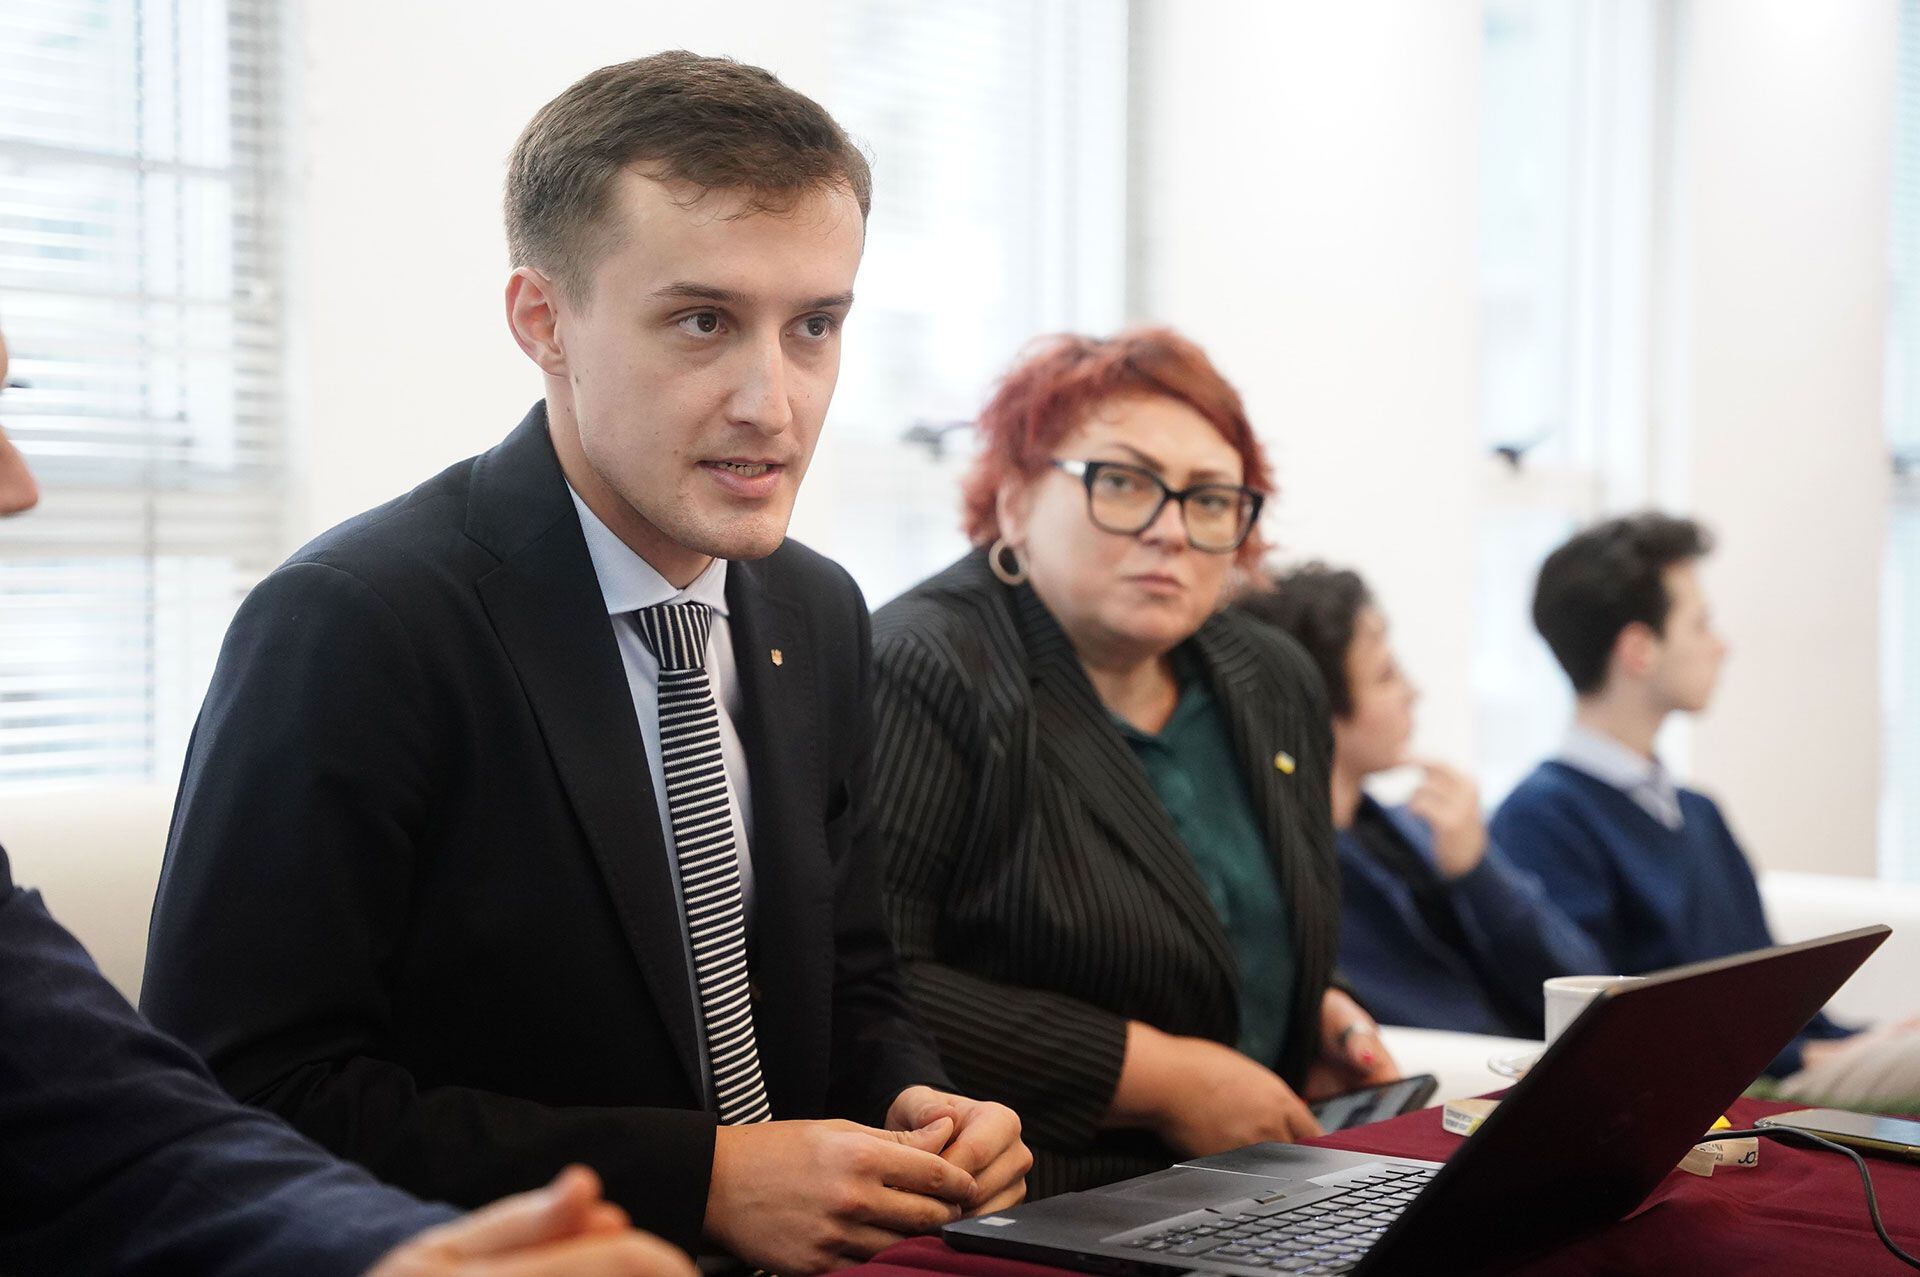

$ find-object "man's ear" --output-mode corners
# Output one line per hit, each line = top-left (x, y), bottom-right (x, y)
(504, 267), (571, 377)
(1611, 621), (1660, 682)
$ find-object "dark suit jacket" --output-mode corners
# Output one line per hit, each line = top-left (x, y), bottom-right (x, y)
(1336, 799), (1606, 1038)
(141, 404), (949, 1253)
(0, 846), (452, 1276)
(870, 552), (1341, 1198)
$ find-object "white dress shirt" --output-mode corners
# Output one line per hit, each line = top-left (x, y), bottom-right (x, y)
(567, 487), (757, 1096)
(1556, 721), (1685, 831)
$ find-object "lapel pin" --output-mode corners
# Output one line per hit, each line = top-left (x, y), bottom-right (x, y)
(770, 648), (784, 667)
(1274, 751), (1296, 775)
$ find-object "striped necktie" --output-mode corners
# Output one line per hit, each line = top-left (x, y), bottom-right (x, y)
(632, 601), (772, 1125)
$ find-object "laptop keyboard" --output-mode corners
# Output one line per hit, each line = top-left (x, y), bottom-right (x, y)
(1118, 1165), (1437, 1274)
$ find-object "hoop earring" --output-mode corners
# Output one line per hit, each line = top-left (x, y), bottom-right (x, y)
(987, 537), (1029, 587)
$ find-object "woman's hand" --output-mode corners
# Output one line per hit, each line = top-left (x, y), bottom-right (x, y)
(1304, 988), (1400, 1100)
(1107, 1022), (1321, 1157)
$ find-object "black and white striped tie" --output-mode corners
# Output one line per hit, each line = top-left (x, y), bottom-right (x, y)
(633, 601), (772, 1126)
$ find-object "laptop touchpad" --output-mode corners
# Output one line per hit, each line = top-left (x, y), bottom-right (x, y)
(1093, 1167), (1247, 1210)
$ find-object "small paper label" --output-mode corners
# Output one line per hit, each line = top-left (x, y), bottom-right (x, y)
(1443, 1098), (1499, 1136)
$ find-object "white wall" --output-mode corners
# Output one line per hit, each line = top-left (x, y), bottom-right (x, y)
(1138, 0), (1899, 877)
(1136, 0), (1484, 768)
(287, 0), (834, 540)
(285, 0), (1900, 876)
(1676, 0), (1895, 876)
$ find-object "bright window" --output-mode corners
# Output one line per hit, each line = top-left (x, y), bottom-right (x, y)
(1882, 0), (1920, 877)
(1474, 0), (1665, 800)
(0, 0), (287, 788)
(794, 0), (1130, 607)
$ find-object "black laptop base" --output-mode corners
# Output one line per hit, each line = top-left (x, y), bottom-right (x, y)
(947, 926), (1890, 1276)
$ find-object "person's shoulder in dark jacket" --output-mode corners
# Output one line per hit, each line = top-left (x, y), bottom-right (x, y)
(870, 553), (1025, 726)
(755, 536), (869, 623)
(0, 846), (451, 1277)
(1202, 604), (1335, 720)
(874, 553), (1008, 656)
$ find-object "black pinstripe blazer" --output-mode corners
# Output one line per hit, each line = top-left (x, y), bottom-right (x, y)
(870, 550), (1341, 1199)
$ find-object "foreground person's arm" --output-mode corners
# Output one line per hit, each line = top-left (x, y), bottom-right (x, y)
(0, 850), (691, 1277)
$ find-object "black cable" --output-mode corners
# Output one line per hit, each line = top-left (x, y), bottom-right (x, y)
(1699, 1127), (1920, 1270)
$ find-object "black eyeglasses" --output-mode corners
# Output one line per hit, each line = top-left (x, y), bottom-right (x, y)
(1050, 459), (1263, 553)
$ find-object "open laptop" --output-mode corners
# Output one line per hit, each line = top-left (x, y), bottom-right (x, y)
(946, 925), (1888, 1275)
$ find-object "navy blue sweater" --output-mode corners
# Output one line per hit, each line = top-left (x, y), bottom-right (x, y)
(0, 846), (452, 1275)
(1336, 800), (1606, 1039)
(1491, 761), (1854, 1077)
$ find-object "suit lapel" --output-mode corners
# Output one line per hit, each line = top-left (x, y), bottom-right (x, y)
(1193, 618), (1340, 1007)
(726, 559), (825, 1116)
(1010, 584), (1240, 995)
(467, 408), (703, 1100)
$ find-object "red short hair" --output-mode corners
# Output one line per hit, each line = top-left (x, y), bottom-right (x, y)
(960, 328), (1273, 568)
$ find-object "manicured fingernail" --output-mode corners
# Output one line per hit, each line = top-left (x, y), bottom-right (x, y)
(1358, 1050), (1376, 1066)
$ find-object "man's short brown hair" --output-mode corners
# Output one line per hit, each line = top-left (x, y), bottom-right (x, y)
(505, 51), (870, 302)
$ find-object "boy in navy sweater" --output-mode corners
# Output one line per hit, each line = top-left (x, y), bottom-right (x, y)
(1492, 514), (1917, 1104)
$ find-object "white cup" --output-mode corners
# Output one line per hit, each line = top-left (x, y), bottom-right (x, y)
(1543, 974), (1643, 1043)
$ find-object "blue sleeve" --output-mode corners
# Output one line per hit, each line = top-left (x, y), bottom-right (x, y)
(1447, 842), (1612, 1030)
(1692, 808), (1863, 1077)
(1490, 785), (1626, 970)
(0, 859), (454, 1277)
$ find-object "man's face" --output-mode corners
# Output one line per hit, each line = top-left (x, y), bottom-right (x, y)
(1648, 561), (1727, 713)
(0, 326), (41, 517)
(540, 172), (864, 580)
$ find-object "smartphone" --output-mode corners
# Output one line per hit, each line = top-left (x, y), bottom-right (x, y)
(1755, 1108), (1920, 1160)
(1309, 1074), (1440, 1132)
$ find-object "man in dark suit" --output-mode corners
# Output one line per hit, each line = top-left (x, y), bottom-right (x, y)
(141, 52), (1026, 1275)
(0, 332), (691, 1277)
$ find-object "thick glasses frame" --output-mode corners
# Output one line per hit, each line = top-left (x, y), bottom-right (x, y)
(1050, 458), (1264, 553)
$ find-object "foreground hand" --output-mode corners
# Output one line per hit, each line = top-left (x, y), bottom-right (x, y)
(1801, 1017), (1920, 1072)
(1407, 759), (1489, 879)
(368, 1165), (694, 1277)
(887, 1084), (1031, 1215)
(1305, 988), (1401, 1100)
(1109, 1021), (1321, 1156)
(704, 1117), (976, 1274)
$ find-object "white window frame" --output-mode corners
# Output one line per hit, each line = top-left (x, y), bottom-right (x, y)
(789, 0), (1130, 609)
(1473, 0), (1678, 798)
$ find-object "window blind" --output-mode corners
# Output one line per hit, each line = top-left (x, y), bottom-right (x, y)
(0, 0), (286, 787)
(1881, 0), (1920, 876)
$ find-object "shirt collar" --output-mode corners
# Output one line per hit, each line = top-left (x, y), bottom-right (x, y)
(1556, 721), (1684, 831)
(1107, 646), (1208, 745)
(567, 485), (730, 618)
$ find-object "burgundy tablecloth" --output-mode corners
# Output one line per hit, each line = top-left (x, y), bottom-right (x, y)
(850, 1098), (1920, 1276)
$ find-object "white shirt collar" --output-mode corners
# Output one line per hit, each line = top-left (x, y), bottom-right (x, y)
(566, 485), (730, 618)
(1556, 721), (1684, 831)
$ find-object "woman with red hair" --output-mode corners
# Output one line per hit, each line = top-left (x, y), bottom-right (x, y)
(870, 330), (1398, 1199)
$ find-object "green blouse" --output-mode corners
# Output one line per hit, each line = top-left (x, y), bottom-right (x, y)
(1112, 654), (1294, 1066)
